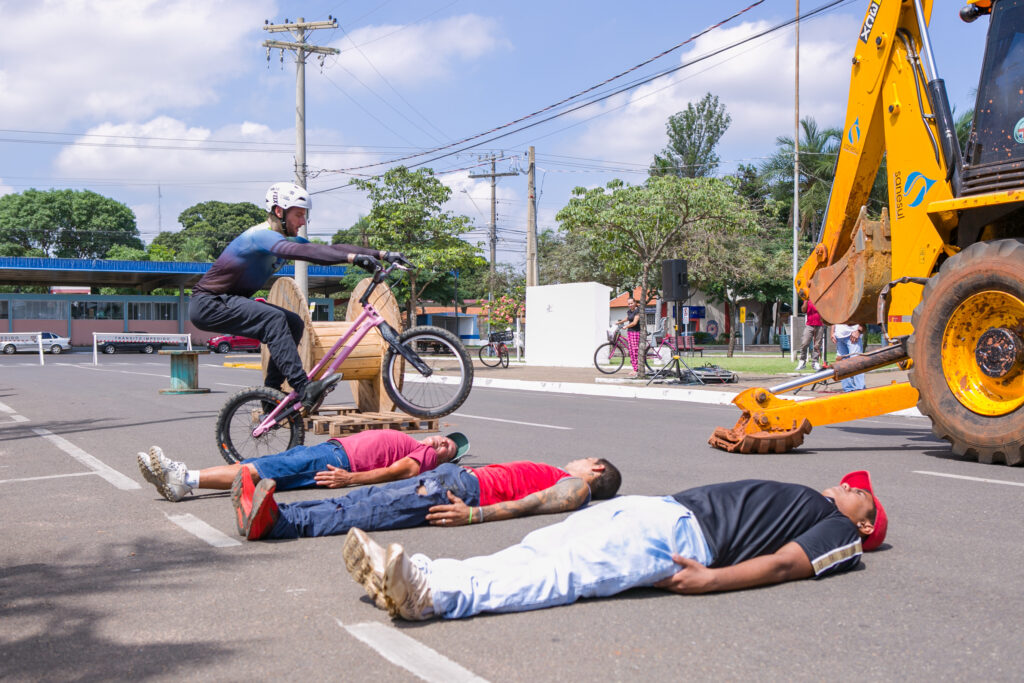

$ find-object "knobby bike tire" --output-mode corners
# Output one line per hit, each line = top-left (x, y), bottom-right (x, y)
(594, 342), (626, 374)
(382, 326), (473, 418)
(499, 345), (510, 368)
(215, 386), (304, 464)
(478, 343), (502, 367)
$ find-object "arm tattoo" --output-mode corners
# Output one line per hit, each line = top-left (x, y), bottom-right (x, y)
(480, 477), (588, 522)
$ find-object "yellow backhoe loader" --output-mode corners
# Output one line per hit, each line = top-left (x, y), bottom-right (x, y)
(710, 0), (1024, 466)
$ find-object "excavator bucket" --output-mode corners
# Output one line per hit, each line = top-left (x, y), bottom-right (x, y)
(708, 415), (812, 454)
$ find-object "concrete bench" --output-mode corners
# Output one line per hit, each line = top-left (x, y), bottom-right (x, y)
(159, 349), (211, 394)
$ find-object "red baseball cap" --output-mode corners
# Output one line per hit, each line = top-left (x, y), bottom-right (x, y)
(841, 470), (888, 551)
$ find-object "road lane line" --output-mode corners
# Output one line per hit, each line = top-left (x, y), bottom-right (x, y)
(216, 382), (253, 388)
(0, 400), (16, 414)
(914, 471), (1024, 488)
(31, 427), (140, 490)
(165, 513), (242, 548)
(339, 621), (488, 683)
(452, 413), (572, 430)
(0, 471), (97, 485)
(9, 414), (29, 423)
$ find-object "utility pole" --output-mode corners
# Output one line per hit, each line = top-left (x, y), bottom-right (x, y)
(468, 156), (518, 335)
(526, 146), (538, 287)
(263, 15), (339, 302)
(791, 1), (800, 362)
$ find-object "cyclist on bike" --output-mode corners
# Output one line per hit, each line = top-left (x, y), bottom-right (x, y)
(189, 182), (406, 412)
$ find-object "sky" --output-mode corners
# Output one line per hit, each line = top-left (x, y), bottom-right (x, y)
(0, 0), (991, 267)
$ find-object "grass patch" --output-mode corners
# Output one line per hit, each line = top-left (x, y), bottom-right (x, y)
(688, 355), (805, 374)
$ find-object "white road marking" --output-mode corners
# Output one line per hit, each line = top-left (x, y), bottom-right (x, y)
(0, 400), (16, 414)
(10, 415), (29, 422)
(0, 471), (97, 485)
(216, 382), (253, 388)
(165, 513), (242, 548)
(914, 470), (1024, 488)
(339, 621), (488, 683)
(452, 413), (572, 430)
(31, 427), (140, 490)
(68, 364), (168, 378)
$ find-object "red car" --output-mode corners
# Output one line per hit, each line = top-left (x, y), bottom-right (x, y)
(207, 334), (261, 353)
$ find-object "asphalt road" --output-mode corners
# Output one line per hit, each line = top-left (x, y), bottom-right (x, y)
(1, 353), (1022, 681)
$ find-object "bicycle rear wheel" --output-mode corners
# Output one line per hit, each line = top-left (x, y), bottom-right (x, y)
(594, 342), (626, 374)
(499, 344), (510, 368)
(215, 386), (304, 464)
(383, 326), (473, 418)
(478, 343), (502, 367)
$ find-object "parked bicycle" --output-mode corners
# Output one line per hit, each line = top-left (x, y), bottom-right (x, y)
(215, 257), (473, 463)
(478, 329), (512, 368)
(593, 324), (678, 375)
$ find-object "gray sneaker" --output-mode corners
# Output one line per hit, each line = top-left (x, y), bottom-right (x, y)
(383, 544), (434, 621)
(343, 528), (389, 610)
(137, 452), (164, 495)
(147, 445), (192, 502)
(813, 361), (822, 371)
(795, 360), (806, 371)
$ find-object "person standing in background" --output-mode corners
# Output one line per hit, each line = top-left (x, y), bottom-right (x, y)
(831, 323), (866, 392)
(795, 299), (824, 372)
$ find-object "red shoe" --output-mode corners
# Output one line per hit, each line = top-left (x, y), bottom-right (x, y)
(246, 478), (279, 540)
(231, 468), (257, 536)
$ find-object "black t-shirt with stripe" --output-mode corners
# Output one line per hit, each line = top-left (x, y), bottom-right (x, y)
(672, 480), (863, 577)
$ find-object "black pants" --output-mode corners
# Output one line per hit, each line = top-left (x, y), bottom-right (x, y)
(189, 293), (306, 393)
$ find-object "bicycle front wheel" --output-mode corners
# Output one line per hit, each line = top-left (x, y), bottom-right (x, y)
(594, 342), (626, 374)
(383, 326), (473, 418)
(499, 344), (510, 368)
(478, 343), (502, 367)
(215, 386), (304, 464)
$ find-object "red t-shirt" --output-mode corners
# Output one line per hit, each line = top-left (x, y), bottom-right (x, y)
(470, 461), (571, 506)
(330, 430), (437, 473)
(805, 301), (822, 327)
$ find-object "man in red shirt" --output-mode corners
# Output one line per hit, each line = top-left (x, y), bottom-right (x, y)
(137, 429), (469, 502)
(232, 456), (622, 542)
(796, 299), (825, 371)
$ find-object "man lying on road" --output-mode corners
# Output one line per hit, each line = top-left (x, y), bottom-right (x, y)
(136, 429), (469, 502)
(344, 470), (888, 620)
(232, 456), (622, 542)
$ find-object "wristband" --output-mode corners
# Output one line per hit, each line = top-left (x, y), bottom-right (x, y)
(468, 507), (473, 524)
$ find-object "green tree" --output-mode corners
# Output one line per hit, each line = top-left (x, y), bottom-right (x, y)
(0, 188), (141, 258)
(649, 92), (732, 178)
(105, 244), (149, 260)
(535, 228), (627, 290)
(556, 175), (755, 349)
(152, 200), (264, 260)
(760, 117), (843, 236)
(349, 166), (479, 326)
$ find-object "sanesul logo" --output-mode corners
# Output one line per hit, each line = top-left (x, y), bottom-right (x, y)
(905, 172), (936, 208)
(847, 117), (861, 145)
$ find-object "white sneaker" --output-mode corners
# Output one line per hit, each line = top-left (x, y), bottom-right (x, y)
(343, 528), (389, 610)
(147, 445), (192, 502)
(813, 362), (822, 371)
(137, 452), (164, 495)
(795, 360), (806, 371)
(383, 544), (434, 620)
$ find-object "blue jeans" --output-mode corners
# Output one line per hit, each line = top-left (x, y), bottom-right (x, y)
(266, 463), (480, 539)
(243, 441), (349, 491)
(420, 495), (712, 619)
(835, 336), (866, 392)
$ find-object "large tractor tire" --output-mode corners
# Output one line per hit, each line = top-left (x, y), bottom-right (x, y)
(908, 238), (1024, 465)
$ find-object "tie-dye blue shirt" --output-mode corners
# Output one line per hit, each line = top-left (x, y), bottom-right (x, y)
(193, 222), (378, 298)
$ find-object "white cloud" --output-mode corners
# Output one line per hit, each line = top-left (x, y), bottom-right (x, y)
(565, 15), (857, 172)
(0, 178), (13, 197)
(325, 14), (510, 87)
(0, 0), (274, 128)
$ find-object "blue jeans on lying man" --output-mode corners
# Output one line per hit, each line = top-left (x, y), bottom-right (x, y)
(265, 463), (481, 539)
(243, 441), (350, 491)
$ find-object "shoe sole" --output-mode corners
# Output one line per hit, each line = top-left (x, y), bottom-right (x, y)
(246, 479), (278, 540)
(147, 446), (181, 503)
(343, 530), (388, 609)
(137, 452), (164, 493)
(231, 470), (249, 536)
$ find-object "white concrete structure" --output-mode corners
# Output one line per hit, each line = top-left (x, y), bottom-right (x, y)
(525, 282), (611, 367)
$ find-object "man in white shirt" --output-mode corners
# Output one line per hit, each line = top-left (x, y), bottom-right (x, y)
(831, 323), (866, 391)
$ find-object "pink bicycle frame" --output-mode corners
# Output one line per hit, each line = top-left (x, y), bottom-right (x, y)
(250, 303), (386, 438)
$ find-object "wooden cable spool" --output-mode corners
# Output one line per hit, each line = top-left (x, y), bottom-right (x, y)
(262, 276), (401, 412)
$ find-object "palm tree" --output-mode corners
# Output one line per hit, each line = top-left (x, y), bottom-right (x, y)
(760, 117), (842, 238)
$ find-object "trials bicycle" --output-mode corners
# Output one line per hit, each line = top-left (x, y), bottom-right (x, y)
(478, 329), (512, 368)
(215, 256), (473, 463)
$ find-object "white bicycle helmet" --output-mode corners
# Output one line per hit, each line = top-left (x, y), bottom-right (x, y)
(265, 182), (311, 212)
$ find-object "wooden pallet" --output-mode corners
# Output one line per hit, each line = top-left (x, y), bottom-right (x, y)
(305, 404), (439, 436)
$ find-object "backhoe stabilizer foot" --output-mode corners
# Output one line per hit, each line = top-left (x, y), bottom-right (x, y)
(709, 415), (813, 454)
